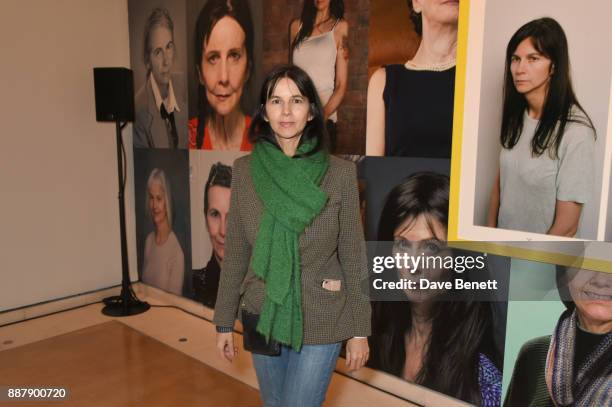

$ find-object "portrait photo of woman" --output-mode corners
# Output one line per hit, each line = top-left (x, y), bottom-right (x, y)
(132, 6), (188, 149)
(192, 162), (232, 308)
(505, 265), (611, 406)
(368, 172), (503, 406)
(213, 65), (371, 407)
(188, 0), (254, 151)
(465, 0), (612, 242)
(366, 0), (458, 158)
(487, 18), (596, 238)
(290, 0), (349, 153)
(142, 168), (186, 295)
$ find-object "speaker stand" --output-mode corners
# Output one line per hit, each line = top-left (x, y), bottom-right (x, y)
(102, 121), (150, 317)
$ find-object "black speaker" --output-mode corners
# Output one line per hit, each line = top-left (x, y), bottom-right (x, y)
(93, 67), (135, 122)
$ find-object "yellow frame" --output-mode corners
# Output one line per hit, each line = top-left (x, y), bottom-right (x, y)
(447, 0), (612, 273)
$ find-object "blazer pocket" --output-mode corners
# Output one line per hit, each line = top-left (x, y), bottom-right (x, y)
(321, 279), (342, 292)
(316, 280), (347, 310)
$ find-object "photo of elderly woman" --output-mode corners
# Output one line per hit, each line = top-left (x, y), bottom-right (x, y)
(366, 0), (458, 158)
(192, 161), (233, 308)
(368, 172), (504, 406)
(486, 18), (596, 238)
(134, 149), (191, 297)
(187, 0), (256, 151)
(142, 168), (186, 295)
(504, 265), (611, 406)
(290, 0), (349, 152)
(130, 5), (188, 149)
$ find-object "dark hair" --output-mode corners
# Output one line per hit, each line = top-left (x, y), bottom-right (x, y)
(194, 0), (254, 149)
(291, 0), (344, 50)
(249, 64), (328, 155)
(501, 17), (594, 158)
(143, 8), (174, 75)
(204, 162), (232, 215)
(377, 172), (449, 242)
(406, 0), (422, 36)
(369, 172), (499, 405)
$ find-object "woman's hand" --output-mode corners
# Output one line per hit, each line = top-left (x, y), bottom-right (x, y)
(216, 332), (237, 362)
(345, 337), (369, 371)
(547, 200), (582, 237)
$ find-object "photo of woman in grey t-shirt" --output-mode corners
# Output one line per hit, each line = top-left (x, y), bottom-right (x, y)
(486, 17), (595, 237)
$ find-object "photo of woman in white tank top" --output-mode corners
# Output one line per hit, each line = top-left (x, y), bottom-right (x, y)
(290, 0), (349, 152)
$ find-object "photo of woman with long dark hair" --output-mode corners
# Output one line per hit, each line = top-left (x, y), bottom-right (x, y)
(213, 65), (370, 406)
(366, 0), (458, 157)
(486, 18), (596, 237)
(188, 0), (254, 151)
(369, 172), (502, 406)
(134, 7), (188, 149)
(192, 162), (232, 308)
(142, 168), (185, 295)
(504, 266), (611, 406)
(290, 0), (349, 152)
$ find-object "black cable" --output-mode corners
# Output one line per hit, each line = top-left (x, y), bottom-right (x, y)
(119, 122), (127, 192)
(149, 304), (217, 326)
(0, 301), (106, 328)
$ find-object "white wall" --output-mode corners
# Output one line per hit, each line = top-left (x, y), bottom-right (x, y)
(608, 165), (612, 240)
(0, 0), (135, 310)
(472, 0), (612, 239)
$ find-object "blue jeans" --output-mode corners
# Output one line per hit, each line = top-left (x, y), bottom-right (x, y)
(251, 342), (342, 407)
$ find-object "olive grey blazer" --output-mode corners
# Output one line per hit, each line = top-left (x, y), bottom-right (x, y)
(213, 154), (371, 344)
(133, 73), (188, 149)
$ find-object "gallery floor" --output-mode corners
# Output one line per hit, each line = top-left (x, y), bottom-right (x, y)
(0, 284), (429, 407)
(1, 320), (261, 406)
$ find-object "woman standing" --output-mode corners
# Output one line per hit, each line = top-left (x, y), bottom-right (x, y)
(213, 65), (370, 407)
(487, 18), (595, 237)
(188, 0), (254, 151)
(142, 168), (185, 295)
(369, 173), (502, 406)
(290, 0), (349, 152)
(366, 0), (458, 157)
(193, 163), (232, 308)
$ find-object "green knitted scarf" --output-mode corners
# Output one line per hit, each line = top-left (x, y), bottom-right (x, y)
(250, 139), (329, 351)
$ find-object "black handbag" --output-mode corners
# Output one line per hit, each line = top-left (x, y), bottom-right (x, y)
(241, 309), (281, 356)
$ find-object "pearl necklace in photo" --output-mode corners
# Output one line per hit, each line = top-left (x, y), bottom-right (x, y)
(404, 59), (456, 72)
